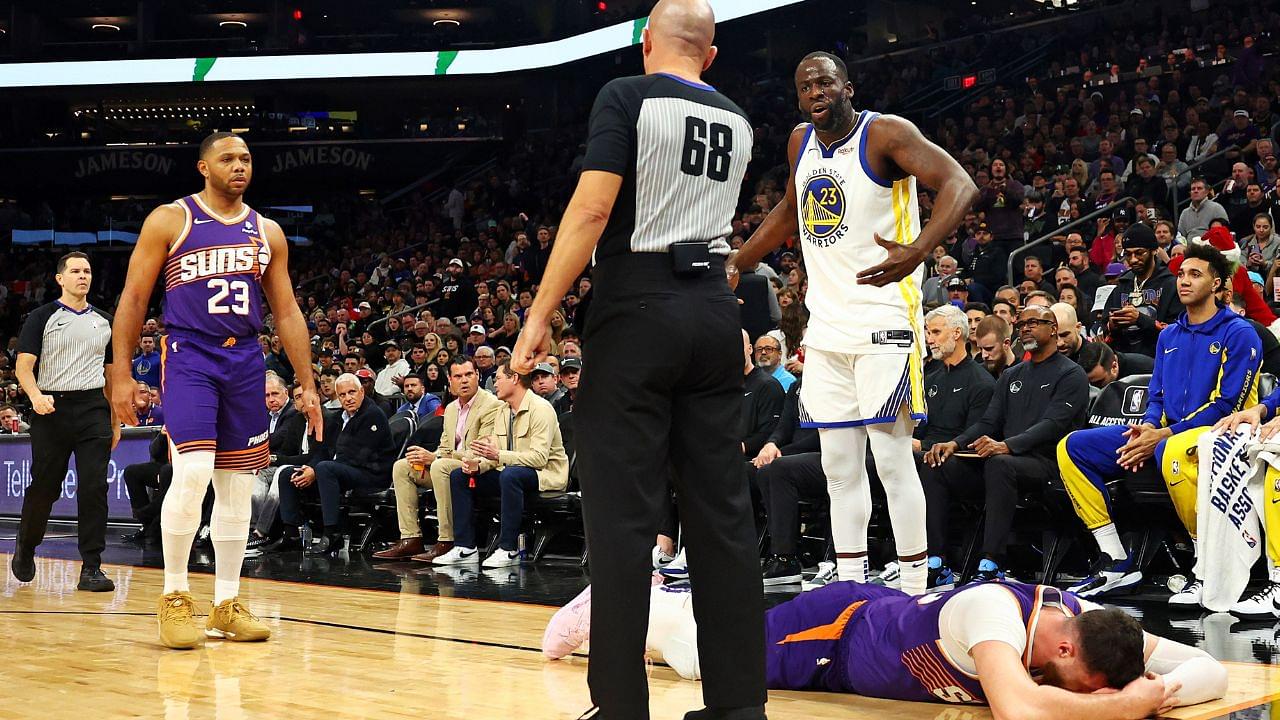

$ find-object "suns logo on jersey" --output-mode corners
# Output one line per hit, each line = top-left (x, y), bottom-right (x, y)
(800, 170), (848, 246)
(176, 243), (268, 283)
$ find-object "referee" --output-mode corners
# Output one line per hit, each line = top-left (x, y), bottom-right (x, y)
(512, 1), (765, 718)
(11, 251), (118, 592)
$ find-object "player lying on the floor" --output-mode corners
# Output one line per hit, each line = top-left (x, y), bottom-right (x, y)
(544, 579), (1226, 719)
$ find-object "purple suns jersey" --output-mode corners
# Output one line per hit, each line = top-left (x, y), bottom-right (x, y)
(769, 581), (1083, 704)
(162, 194), (271, 341)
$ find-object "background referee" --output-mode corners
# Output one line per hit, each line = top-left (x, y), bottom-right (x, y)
(512, 1), (765, 718)
(10, 251), (119, 592)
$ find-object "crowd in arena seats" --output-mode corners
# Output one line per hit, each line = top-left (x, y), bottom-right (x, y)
(4, 0), (1280, 607)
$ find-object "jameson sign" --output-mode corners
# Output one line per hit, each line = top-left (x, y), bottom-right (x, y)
(0, 138), (494, 194)
(271, 145), (374, 173)
(75, 150), (177, 178)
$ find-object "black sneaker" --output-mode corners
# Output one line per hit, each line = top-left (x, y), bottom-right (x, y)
(121, 528), (149, 546)
(11, 541), (35, 583)
(77, 566), (115, 592)
(306, 532), (345, 557)
(761, 555), (802, 586)
(928, 564), (956, 590)
(246, 533), (273, 550)
(264, 534), (303, 553)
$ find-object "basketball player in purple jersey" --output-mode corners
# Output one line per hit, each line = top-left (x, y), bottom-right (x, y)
(546, 580), (1227, 719)
(109, 132), (323, 649)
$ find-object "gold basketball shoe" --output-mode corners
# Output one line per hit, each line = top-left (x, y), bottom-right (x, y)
(205, 598), (271, 642)
(157, 591), (205, 649)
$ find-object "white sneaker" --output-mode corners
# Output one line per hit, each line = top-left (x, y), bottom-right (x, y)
(658, 548), (688, 585)
(1167, 578), (1203, 608)
(802, 561), (838, 592)
(432, 546), (481, 565)
(1231, 581), (1280, 619)
(872, 561), (901, 589)
(482, 548), (522, 568)
(652, 546), (676, 570)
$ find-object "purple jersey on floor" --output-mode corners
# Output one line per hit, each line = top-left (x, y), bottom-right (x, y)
(766, 580), (1083, 705)
(162, 194), (271, 342)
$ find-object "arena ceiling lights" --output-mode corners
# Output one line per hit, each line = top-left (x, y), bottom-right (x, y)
(0, 0), (802, 89)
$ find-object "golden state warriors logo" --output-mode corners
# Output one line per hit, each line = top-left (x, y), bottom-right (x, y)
(801, 171), (848, 247)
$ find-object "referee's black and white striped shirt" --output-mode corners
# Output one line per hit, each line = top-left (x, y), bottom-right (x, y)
(583, 73), (753, 261)
(17, 301), (114, 392)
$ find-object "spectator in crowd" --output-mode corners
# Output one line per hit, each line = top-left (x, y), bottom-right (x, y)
(375, 341), (409, 399)
(1172, 225), (1278, 330)
(435, 362), (568, 568)
(529, 362), (566, 409)
(1243, 212), (1280, 275)
(397, 373), (443, 420)
(473, 345), (498, 392)
(261, 333), (292, 383)
(755, 378), (824, 586)
(1059, 243), (1261, 599)
(1023, 256), (1055, 295)
(922, 305), (1088, 585)
(1220, 285), (1280, 378)
(0, 403), (28, 433)
(1178, 178), (1229, 239)
(963, 302), (990, 350)
(438, 258), (478, 321)
(1067, 246), (1103, 300)
(1220, 110), (1260, 164)
(976, 159), (1025, 261)
(965, 222), (1007, 293)
(275, 372), (397, 555)
(319, 372), (341, 410)
(247, 380), (311, 556)
(132, 380), (164, 427)
(1089, 207), (1129, 272)
(465, 324), (490, 356)
(1104, 223), (1183, 357)
(740, 330), (784, 460)
(131, 334), (161, 388)
(1023, 291), (1055, 309)
(1156, 142), (1191, 200)
(922, 255), (959, 306)
(752, 334), (795, 393)
(1126, 157), (1170, 213)
(373, 356), (503, 562)
(557, 357), (581, 414)
(947, 276), (972, 306)
(974, 315), (1017, 378)
(1077, 341), (1121, 389)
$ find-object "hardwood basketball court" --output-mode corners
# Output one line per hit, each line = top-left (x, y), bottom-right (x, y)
(2, 554), (1278, 720)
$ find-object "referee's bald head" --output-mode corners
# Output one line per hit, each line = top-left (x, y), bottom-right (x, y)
(645, 0), (716, 68)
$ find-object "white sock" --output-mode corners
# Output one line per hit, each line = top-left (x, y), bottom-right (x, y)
(899, 558), (928, 595)
(836, 556), (868, 583)
(1091, 523), (1127, 562)
(819, 426), (871, 582)
(162, 532), (196, 595)
(213, 575), (241, 606)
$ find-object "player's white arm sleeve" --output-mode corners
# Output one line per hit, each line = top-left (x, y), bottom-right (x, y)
(1078, 600), (1228, 707)
(1144, 634), (1228, 706)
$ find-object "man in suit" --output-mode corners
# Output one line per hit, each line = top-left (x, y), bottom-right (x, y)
(275, 372), (397, 555)
(396, 373), (443, 420)
(435, 362), (569, 567)
(247, 378), (310, 555)
(373, 356), (504, 562)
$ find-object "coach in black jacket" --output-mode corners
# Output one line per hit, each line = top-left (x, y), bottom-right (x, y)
(276, 373), (396, 552)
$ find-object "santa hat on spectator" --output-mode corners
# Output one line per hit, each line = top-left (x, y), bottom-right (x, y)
(1191, 226), (1241, 272)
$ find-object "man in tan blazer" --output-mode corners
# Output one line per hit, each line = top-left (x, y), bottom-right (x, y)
(433, 361), (568, 568)
(372, 356), (503, 562)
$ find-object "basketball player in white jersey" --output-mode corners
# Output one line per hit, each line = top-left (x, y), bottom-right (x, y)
(733, 52), (978, 595)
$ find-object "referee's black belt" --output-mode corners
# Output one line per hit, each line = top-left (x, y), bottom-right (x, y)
(43, 388), (106, 399)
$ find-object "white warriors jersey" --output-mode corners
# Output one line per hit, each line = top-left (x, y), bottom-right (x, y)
(794, 111), (924, 356)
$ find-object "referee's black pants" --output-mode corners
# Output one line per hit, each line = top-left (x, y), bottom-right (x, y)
(576, 254), (766, 718)
(18, 390), (112, 568)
